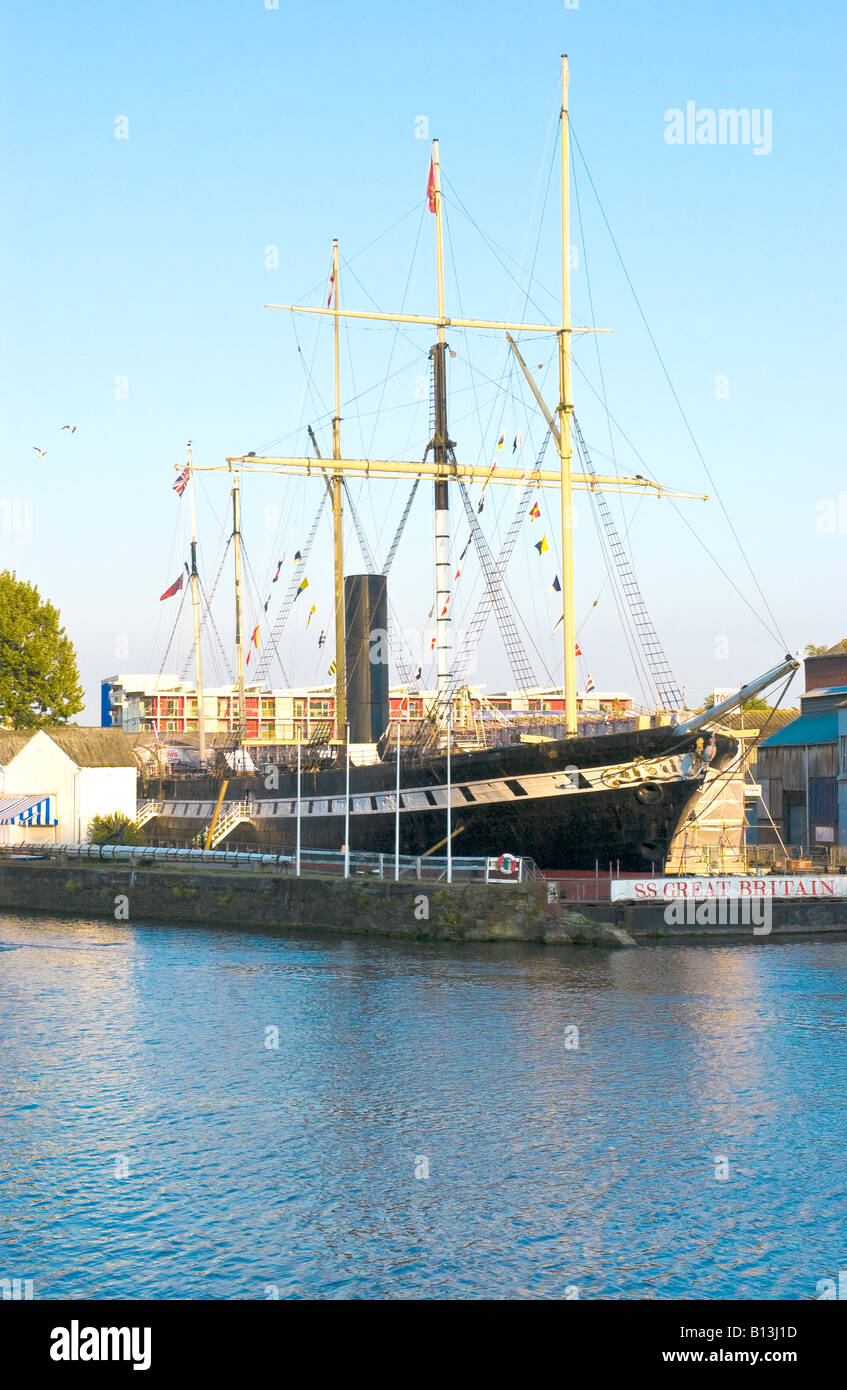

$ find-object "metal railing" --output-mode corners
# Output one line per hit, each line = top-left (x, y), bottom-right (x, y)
(0, 841), (542, 884)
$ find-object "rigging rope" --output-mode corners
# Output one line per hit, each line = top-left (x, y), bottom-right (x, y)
(570, 121), (789, 651)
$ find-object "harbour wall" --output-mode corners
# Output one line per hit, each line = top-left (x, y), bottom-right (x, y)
(0, 859), (610, 944)
(1, 860), (847, 944)
(579, 897), (847, 938)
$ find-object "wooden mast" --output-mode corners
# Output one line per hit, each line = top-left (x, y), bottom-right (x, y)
(185, 442), (207, 767)
(559, 54), (578, 735)
(331, 238), (347, 739)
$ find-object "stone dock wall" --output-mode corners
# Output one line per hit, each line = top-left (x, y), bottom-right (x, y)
(2, 860), (847, 945)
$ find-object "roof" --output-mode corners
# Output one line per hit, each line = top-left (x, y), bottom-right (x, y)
(44, 727), (137, 768)
(0, 730), (36, 765)
(717, 708), (799, 735)
(800, 686), (847, 701)
(759, 712), (841, 748)
(1, 726), (136, 769)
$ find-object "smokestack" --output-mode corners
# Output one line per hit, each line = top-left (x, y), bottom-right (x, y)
(344, 574), (389, 744)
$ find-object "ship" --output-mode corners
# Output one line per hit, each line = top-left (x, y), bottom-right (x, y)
(140, 56), (798, 871)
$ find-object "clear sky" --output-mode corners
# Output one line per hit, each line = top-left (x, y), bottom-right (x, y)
(2, 0), (845, 718)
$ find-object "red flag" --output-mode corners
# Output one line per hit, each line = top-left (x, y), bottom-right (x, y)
(426, 158), (436, 213)
(159, 573), (184, 601)
(326, 271), (335, 307)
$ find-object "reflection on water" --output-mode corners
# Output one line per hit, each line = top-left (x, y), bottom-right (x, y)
(1, 912), (845, 1299)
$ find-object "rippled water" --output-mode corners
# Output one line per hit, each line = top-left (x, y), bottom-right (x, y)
(1, 911), (845, 1299)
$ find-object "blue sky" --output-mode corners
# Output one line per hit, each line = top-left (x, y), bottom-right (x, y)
(2, 0), (845, 717)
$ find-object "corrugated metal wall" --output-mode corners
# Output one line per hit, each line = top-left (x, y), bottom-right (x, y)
(758, 744), (837, 789)
(809, 777), (838, 823)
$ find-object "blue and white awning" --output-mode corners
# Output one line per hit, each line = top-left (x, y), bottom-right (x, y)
(0, 794), (58, 826)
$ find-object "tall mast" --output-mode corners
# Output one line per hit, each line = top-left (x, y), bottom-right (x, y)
(559, 54), (578, 735)
(186, 443), (207, 766)
(431, 138), (452, 715)
(331, 238), (347, 739)
(231, 469), (247, 743)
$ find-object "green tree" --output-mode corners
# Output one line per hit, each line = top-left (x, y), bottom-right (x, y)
(88, 812), (146, 846)
(805, 639), (847, 656)
(0, 571), (84, 727)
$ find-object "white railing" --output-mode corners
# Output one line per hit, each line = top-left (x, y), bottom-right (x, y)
(207, 801), (253, 849)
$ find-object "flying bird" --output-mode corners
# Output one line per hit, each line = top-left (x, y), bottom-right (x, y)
(60, 425), (77, 433)
(33, 446), (47, 457)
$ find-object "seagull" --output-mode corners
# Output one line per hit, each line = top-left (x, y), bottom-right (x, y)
(33, 446), (47, 457)
(60, 425), (77, 433)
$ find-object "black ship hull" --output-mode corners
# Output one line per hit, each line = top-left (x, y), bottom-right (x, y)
(141, 726), (736, 872)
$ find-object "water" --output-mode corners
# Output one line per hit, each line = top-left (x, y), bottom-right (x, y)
(1, 912), (845, 1300)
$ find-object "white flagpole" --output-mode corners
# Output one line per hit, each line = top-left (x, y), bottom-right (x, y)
(296, 728), (301, 877)
(344, 722), (351, 879)
(446, 704), (452, 884)
(394, 719), (400, 881)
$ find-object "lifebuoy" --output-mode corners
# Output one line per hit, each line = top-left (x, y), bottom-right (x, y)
(497, 852), (519, 876)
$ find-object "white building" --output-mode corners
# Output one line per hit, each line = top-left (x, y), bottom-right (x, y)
(0, 728), (137, 846)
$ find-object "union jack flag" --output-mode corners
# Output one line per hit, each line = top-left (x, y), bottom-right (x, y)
(172, 469), (189, 497)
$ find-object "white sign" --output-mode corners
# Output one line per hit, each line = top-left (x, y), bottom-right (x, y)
(612, 876), (847, 902)
(815, 826), (835, 843)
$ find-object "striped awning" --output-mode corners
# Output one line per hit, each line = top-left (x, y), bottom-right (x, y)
(0, 794), (58, 826)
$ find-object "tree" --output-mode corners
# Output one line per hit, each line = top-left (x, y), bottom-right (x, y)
(88, 812), (146, 846)
(805, 639), (847, 656)
(0, 571), (84, 728)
